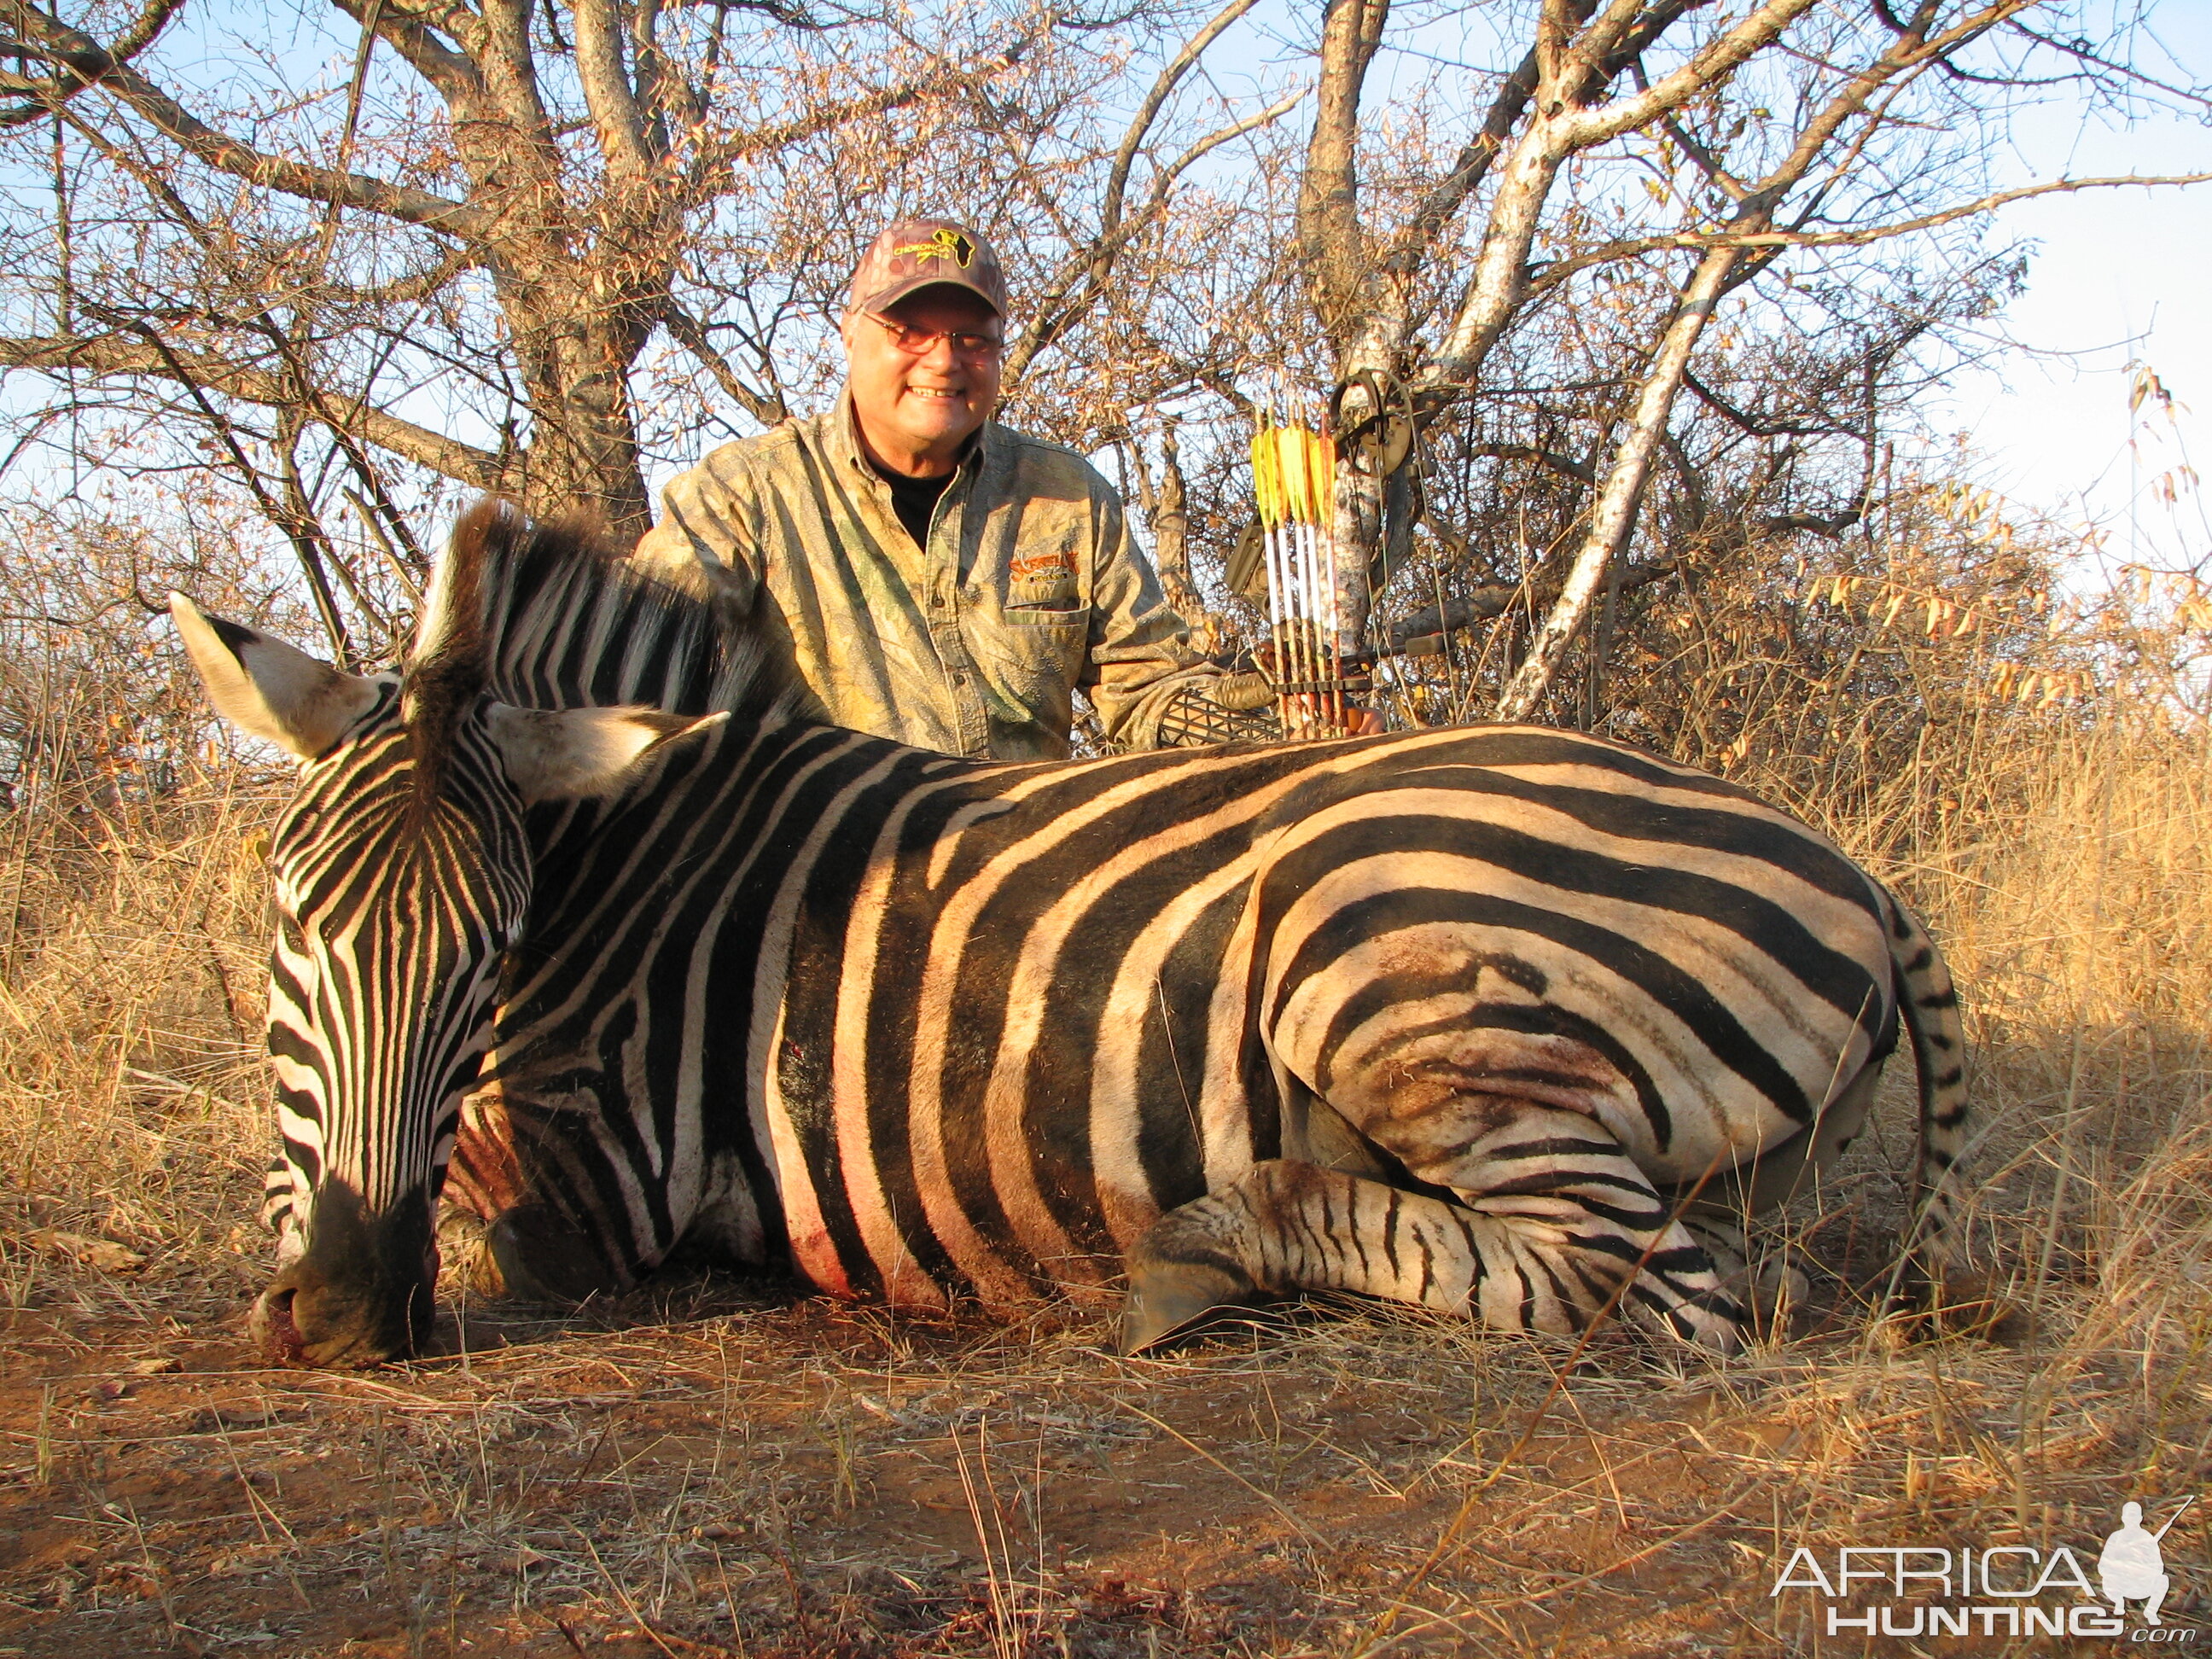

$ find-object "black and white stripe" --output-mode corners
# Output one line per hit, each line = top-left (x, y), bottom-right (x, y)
(209, 505), (1969, 1363)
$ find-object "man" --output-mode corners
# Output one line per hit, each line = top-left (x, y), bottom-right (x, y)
(632, 218), (1274, 760)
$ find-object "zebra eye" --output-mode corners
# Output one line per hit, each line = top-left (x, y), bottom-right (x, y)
(276, 910), (307, 953)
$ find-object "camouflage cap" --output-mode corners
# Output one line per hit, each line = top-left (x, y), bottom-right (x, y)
(847, 218), (1007, 320)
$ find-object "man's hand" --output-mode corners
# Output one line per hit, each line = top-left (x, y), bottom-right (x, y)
(1210, 670), (1276, 712)
(1154, 672), (1382, 748)
(1227, 661), (1382, 736)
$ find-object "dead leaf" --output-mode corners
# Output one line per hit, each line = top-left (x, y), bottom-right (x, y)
(25, 1229), (146, 1272)
(127, 1356), (180, 1376)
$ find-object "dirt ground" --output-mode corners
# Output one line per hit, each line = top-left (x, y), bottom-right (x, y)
(11, 545), (2211, 1655)
(4, 1191), (2205, 1659)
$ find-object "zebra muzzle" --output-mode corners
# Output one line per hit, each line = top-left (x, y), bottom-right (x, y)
(250, 1181), (439, 1366)
(248, 1284), (310, 1365)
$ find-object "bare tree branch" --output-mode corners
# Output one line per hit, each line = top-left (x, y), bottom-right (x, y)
(1676, 169), (2212, 250)
(573, 0), (655, 179)
(0, 331), (504, 487)
(0, 1), (496, 238)
(1008, 82), (1304, 383)
(1103, 0), (1259, 229)
(1383, 41), (1541, 277)
(686, 32), (1037, 181)
(0, 0), (181, 124)
(317, 244), (486, 310)
(329, 0), (480, 98)
(1383, 556), (1682, 649)
(1297, 0), (1388, 337)
(661, 303), (788, 427)
(1557, 0), (1825, 150)
(1494, 237), (1738, 719)
(1485, 0), (2023, 720)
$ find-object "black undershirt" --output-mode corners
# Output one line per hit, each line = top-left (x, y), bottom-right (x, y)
(879, 466), (954, 551)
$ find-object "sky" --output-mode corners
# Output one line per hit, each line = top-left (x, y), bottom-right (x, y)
(7, 0), (2208, 583)
(1933, 14), (2212, 577)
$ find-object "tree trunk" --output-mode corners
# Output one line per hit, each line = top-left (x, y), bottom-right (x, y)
(1493, 241), (1739, 720)
(1326, 314), (1400, 649)
(1297, 0), (1395, 652)
(507, 299), (659, 537)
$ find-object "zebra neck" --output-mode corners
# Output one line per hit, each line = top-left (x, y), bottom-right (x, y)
(502, 716), (994, 1047)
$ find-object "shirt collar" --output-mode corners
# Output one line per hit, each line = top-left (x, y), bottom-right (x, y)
(833, 386), (997, 481)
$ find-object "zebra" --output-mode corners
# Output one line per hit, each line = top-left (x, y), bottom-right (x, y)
(171, 502), (1970, 1367)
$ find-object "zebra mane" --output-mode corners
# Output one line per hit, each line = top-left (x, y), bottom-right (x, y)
(401, 499), (799, 821)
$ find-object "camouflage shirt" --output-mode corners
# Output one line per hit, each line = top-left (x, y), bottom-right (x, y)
(630, 393), (1216, 760)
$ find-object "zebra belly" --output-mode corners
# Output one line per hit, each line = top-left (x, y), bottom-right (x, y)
(762, 789), (1275, 1312)
(764, 1054), (1217, 1313)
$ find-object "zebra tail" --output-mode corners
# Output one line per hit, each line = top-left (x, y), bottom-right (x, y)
(1882, 882), (1977, 1313)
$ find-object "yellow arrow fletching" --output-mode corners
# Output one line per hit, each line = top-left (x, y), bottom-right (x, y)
(1251, 430), (1281, 525)
(1307, 430), (1332, 521)
(1250, 405), (1342, 527)
(1276, 428), (1311, 522)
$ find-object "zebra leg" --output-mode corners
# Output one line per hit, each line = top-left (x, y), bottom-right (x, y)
(1678, 1214), (1806, 1336)
(441, 1086), (638, 1305)
(484, 1205), (633, 1303)
(1121, 1151), (1742, 1354)
(263, 1155), (304, 1266)
(1665, 1064), (1878, 1334)
(430, 1194), (632, 1304)
(1123, 1161), (1478, 1352)
(1330, 1097), (1748, 1350)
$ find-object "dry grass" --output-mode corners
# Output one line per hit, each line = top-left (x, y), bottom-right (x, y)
(3, 582), (2209, 1653)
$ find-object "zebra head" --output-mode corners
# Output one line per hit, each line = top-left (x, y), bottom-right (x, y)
(171, 590), (713, 1366)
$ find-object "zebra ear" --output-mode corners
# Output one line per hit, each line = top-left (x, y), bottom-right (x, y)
(484, 704), (726, 804)
(170, 594), (383, 760)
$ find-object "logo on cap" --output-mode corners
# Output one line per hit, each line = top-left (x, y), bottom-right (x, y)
(847, 218), (1005, 319)
(893, 228), (976, 269)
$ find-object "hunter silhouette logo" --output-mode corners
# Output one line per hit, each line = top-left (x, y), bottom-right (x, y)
(2103, 1499), (2193, 1626)
(894, 228), (975, 268)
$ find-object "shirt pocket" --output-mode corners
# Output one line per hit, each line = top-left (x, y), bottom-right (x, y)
(1005, 574), (1081, 617)
(979, 601), (1087, 717)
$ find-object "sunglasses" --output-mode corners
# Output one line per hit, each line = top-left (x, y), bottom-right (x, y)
(864, 314), (1004, 359)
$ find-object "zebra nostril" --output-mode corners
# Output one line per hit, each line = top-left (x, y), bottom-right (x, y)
(249, 1284), (307, 1365)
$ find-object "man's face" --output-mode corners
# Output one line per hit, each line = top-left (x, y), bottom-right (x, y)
(842, 288), (1004, 467)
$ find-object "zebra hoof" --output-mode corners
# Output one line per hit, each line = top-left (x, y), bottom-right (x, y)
(1881, 1265), (2008, 1342)
(1719, 1250), (1807, 1339)
(486, 1206), (624, 1305)
(436, 1207), (508, 1295)
(1119, 1260), (1254, 1354)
